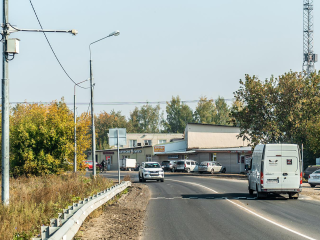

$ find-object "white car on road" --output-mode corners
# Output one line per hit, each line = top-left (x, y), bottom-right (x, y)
(139, 162), (164, 182)
(308, 169), (320, 187)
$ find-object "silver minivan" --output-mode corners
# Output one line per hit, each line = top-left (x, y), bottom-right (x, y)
(198, 161), (226, 174)
(176, 160), (198, 173)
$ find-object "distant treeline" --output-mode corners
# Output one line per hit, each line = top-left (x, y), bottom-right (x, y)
(95, 95), (232, 150)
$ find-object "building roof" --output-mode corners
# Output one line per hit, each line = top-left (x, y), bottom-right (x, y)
(187, 123), (238, 128)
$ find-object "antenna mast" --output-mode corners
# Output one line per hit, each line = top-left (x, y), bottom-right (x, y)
(303, 0), (317, 75)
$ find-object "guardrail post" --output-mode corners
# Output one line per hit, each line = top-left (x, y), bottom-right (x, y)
(41, 226), (49, 239)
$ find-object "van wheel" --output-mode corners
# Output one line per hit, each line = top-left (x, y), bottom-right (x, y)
(310, 184), (316, 188)
(160, 178), (164, 182)
(256, 185), (267, 199)
(171, 168), (175, 172)
(249, 186), (254, 195)
(221, 168), (226, 173)
(186, 168), (190, 173)
(289, 193), (299, 199)
(211, 169), (214, 174)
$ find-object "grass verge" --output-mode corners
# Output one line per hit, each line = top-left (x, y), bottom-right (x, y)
(0, 173), (113, 240)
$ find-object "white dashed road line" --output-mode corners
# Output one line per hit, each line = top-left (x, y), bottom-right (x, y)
(164, 178), (316, 240)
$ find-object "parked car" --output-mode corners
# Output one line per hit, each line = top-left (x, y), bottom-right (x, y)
(308, 169), (320, 187)
(304, 165), (320, 179)
(198, 161), (226, 174)
(139, 162), (164, 182)
(83, 160), (101, 171)
(176, 160), (198, 173)
(161, 160), (177, 172)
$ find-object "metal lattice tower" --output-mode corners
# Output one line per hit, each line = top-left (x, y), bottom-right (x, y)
(303, 0), (318, 75)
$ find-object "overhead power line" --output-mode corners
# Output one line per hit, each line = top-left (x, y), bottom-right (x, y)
(9, 98), (236, 106)
(28, 0), (89, 89)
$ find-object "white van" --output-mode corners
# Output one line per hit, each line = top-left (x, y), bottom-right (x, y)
(248, 144), (302, 199)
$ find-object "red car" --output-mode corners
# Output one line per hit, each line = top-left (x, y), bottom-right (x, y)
(83, 160), (101, 171)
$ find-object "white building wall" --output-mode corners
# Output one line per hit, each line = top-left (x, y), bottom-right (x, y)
(185, 124), (250, 149)
(120, 133), (184, 148)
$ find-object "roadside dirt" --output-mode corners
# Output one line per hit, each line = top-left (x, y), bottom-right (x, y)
(75, 183), (150, 240)
(301, 183), (320, 201)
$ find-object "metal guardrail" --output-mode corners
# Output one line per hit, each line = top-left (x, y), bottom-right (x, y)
(32, 181), (132, 240)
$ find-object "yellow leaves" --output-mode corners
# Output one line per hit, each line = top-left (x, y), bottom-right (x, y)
(9, 99), (91, 176)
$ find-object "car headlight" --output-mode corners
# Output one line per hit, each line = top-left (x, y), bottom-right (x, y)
(143, 170), (150, 174)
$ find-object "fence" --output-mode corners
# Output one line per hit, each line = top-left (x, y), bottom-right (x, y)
(32, 181), (131, 240)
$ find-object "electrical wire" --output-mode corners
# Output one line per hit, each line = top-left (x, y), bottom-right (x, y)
(9, 98), (235, 106)
(28, 0), (89, 90)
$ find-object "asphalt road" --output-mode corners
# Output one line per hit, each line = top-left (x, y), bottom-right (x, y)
(93, 171), (320, 240)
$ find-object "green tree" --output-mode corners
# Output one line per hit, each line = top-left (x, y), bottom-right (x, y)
(137, 104), (163, 133)
(214, 96), (231, 125)
(127, 107), (143, 133)
(193, 96), (216, 124)
(164, 96), (193, 133)
(231, 71), (320, 168)
(95, 110), (127, 150)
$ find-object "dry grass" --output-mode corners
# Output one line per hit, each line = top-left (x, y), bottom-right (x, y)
(0, 173), (113, 240)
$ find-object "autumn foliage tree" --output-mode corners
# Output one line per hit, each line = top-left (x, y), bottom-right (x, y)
(9, 100), (91, 176)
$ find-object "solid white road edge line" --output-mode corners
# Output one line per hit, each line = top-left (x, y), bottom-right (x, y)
(167, 178), (315, 240)
(226, 199), (316, 240)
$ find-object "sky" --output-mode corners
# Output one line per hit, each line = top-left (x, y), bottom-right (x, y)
(3, 0), (319, 118)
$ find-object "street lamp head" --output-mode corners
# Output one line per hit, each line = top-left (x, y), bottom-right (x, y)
(71, 29), (78, 36)
(109, 30), (120, 37)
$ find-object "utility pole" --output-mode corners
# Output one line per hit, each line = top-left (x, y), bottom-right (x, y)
(74, 80), (88, 173)
(2, 0), (10, 206)
(90, 59), (96, 177)
(303, 0), (318, 75)
(1, 0), (77, 205)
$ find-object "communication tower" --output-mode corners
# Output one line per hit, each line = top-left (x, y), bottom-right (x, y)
(303, 0), (317, 75)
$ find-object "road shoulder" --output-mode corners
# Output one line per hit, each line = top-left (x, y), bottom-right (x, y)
(75, 183), (150, 240)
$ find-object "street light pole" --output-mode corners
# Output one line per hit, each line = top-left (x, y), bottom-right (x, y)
(2, 0), (10, 206)
(89, 30), (120, 177)
(1, 7), (77, 206)
(74, 80), (88, 173)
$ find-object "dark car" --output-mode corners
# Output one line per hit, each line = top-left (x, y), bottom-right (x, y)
(304, 165), (320, 179)
(161, 160), (177, 172)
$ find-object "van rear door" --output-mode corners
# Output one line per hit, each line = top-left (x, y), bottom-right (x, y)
(264, 147), (300, 190)
(264, 157), (282, 189)
(281, 156), (299, 189)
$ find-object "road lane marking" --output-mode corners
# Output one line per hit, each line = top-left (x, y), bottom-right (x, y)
(166, 179), (219, 193)
(226, 199), (316, 240)
(166, 178), (316, 240)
